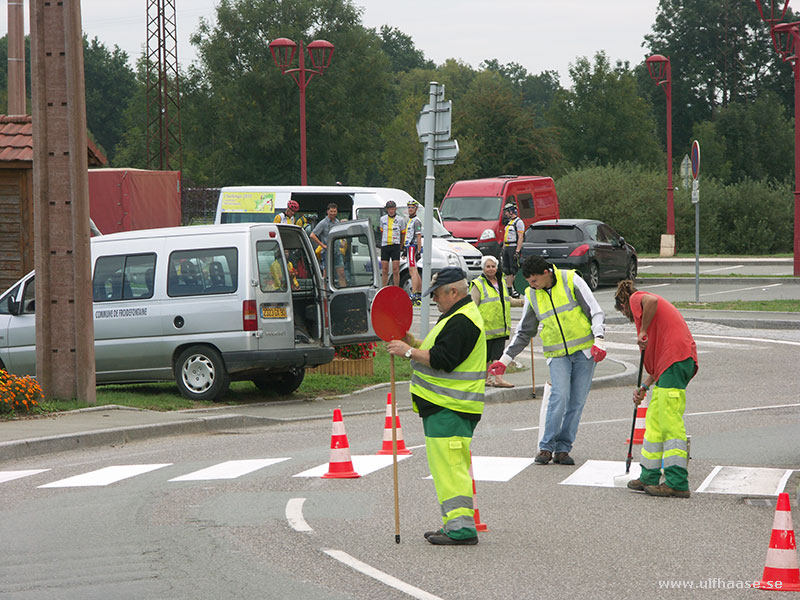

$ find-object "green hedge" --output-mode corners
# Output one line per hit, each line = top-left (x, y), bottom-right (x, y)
(554, 164), (793, 255)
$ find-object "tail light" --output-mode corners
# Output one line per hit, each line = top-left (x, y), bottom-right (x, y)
(569, 244), (590, 257)
(243, 299), (257, 331)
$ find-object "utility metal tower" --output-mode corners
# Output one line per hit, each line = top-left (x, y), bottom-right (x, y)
(145, 0), (182, 171)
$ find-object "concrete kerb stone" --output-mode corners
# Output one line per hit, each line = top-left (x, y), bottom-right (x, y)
(0, 414), (280, 461)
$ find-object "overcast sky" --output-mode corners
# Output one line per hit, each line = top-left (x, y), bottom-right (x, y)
(3, 1), (662, 86)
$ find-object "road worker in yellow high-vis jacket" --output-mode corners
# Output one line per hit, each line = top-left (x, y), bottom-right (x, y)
(388, 267), (486, 545)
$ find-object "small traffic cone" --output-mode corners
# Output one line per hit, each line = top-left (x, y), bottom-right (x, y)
(626, 395), (649, 445)
(755, 492), (800, 591)
(377, 393), (412, 456)
(322, 408), (360, 479)
(469, 453), (488, 532)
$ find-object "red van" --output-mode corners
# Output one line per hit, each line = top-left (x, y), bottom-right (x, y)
(440, 175), (560, 257)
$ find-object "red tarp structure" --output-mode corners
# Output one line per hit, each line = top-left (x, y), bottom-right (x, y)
(88, 168), (181, 234)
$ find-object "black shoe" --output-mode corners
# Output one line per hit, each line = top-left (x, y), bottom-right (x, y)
(424, 529), (443, 540)
(534, 450), (552, 465)
(553, 452), (575, 465)
(426, 532), (478, 545)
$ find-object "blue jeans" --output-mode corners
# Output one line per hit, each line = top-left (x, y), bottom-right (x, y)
(541, 351), (596, 453)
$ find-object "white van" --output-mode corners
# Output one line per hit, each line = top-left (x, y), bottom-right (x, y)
(214, 185), (483, 294)
(0, 221), (379, 401)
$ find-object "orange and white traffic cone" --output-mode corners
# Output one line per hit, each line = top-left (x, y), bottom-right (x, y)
(755, 492), (800, 591)
(626, 395), (648, 445)
(322, 408), (360, 479)
(469, 453), (488, 532)
(376, 393), (412, 456)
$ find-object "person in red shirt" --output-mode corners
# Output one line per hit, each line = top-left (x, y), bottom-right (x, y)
(614, 280), (698, 498)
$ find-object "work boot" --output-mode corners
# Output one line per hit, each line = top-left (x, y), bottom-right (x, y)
(426, 532), (478, 546)
(626, 478), (645, 491)
(553, 452), (575, 465)
(644, 483), (690, 498)
(424, 529), (444, 540)
(534, 450), (552, 465)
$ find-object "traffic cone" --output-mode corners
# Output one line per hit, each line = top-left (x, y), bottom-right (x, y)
(755, 492), (800, 591)
(469, 453), (488, 532)
(376, 393), (412, 456)
(626, 395), (649, 445)
(322, 408), (360, 479)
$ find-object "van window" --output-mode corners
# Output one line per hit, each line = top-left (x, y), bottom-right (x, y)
(440, 197), (502, 221)
(279, 228), (315, 292)
(221, 212), (277, 224)
(167, 248), (238, 297)
(21, 278), (35, 313)
(335, 233), (374, 289)
(256, 241), (289, 293)
(517, 193), (536, 220)
(94, 254), (157, 302)
(0, 281), (22, 314)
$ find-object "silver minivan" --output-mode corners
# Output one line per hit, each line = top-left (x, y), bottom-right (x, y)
(0, 221), (380, 401)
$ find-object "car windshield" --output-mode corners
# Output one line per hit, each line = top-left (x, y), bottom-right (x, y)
(526, 225), (583, 244)
(439, 196), (502, 221)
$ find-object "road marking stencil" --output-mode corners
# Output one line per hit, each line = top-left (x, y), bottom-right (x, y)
(292, 454), (411, 478)
(169, 458), (290, 481)
(559, 460), (642, 488)
(0, 469), (49, 484)
(38, 464), (172, 488)
(695, 466), (795, 496)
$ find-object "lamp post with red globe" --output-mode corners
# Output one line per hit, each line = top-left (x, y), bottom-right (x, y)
(646, 54), (676, 256)
(754, 0), (800, 276)
(268, 38), (334, 186)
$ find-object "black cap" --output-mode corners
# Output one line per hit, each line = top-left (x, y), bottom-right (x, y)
(422, 267), (467, 297)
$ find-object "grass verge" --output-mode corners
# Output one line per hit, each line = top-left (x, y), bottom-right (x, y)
(673, 299), (800, 312)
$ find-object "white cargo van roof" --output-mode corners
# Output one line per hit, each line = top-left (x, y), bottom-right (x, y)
(91, 223), (274, 245)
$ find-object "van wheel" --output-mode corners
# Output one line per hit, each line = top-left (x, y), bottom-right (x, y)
(626, 258), (638, 280)
(584, 261), (600, 291)
(175, 346), (230, 402)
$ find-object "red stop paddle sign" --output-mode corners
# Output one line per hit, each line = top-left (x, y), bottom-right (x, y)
(371, 286), (413, 342)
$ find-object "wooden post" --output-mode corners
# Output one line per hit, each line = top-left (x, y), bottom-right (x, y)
(30, 0), (95, 402)
(530, 340), (536, 398)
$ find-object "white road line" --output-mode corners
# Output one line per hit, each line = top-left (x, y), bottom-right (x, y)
(286, 497), (313, 532)
(693, 333), (800, 347)
(39, 464), (172, 488)
(638, 283), (670, 289)
(512, 402), (800, 431)
(323, 549), (443, 600)
(169, 458), (290, 481)
(638, 265), (653, 270)
(701, 265), (743, 273)
(700, 282), (782, 297)
(0, 469), (49, 484)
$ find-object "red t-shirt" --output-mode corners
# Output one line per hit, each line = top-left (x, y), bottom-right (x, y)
(630, 291), (698, 381)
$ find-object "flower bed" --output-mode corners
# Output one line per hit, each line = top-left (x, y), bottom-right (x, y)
(0, 369), (43, 416)
(307, 342), (377, 376)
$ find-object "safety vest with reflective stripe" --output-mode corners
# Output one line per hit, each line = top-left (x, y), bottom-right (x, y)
(471, 276), (510, 340)
(409, 301), (486, 415)
(525, 267), (594, 358)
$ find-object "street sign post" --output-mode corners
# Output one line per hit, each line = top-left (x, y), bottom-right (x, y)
(417, 82), (459, 335)
(691, 140), (701, 302)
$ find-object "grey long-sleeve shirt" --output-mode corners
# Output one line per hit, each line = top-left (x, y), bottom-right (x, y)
(500, 271), (604, 365)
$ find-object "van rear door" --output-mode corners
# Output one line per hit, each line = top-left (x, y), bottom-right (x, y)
(324, 220), (380, 345)
(254, 234), (294, 349)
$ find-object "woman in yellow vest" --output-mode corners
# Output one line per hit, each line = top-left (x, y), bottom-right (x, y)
(489, 256), (606, 466)
(470, 255), (523, 387)
(388, 267), (486, 545)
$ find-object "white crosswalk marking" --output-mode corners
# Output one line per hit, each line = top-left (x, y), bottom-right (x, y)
(38, 464), (172, 488)
(0, 469), (49, 484)
(169, 458), (290, 481)
(293, 454), (411, 478)
(424, 456), (536, 482)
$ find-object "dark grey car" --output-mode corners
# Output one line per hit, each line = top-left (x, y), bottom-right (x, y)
(519, 219), (637, 290)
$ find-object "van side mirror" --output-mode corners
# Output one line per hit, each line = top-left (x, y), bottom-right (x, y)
(7, 296), (19, 315)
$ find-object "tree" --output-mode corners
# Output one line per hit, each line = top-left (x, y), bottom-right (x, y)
(378, 25), (433, 72)
(83, 36), (137, 164)
(549, 52), (661, 168)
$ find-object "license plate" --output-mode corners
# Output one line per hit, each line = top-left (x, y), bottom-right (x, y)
(260, 305), (287, 319)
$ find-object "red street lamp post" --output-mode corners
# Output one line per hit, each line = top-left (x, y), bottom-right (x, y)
(754, 0), (800, 276)
(268, 37), (334, 186)
(646, 54), (676, 254)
